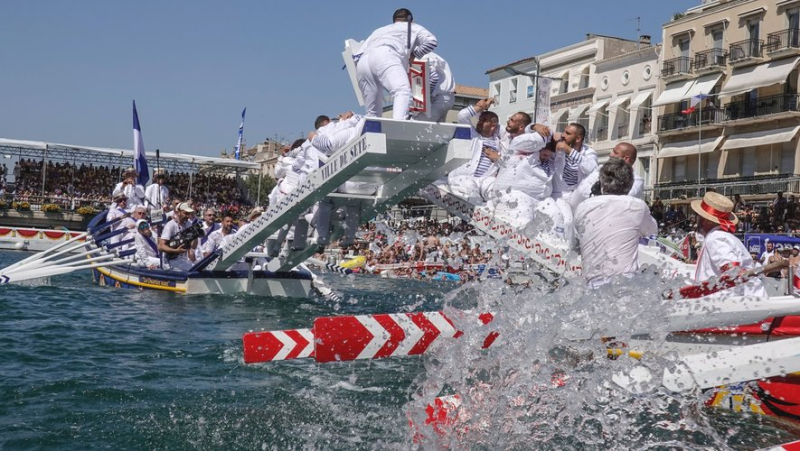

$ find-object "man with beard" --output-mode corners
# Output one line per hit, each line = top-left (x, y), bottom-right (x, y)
(202, 214), (236, 257)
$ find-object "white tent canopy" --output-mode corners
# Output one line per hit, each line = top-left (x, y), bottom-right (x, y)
(629, 91), (654, 110)
(0, 138), (260, 170)
(683, 73), (723, 100)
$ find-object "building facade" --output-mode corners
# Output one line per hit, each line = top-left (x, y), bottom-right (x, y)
(590, 44), (661, 190)
(486, 34), (641, 131)
(655, 0), (800, 201)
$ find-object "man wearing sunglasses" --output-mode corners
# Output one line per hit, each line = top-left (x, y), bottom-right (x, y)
(134, 219), (161, 270)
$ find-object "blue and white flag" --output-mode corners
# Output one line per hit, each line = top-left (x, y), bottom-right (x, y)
(234, 107), (246, 160)
(132, 100), (149, 185)
(691, 94), (709, 108)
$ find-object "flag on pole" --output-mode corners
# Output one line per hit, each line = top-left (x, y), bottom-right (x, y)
(132, 100), (149, 186)
(234, 107), (246, 160)
(691, 94), (709, 108)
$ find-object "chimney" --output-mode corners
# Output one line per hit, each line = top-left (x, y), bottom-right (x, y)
(639, 35), (652, 47)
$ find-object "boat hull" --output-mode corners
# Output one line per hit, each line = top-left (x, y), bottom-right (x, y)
(92, 264), (313, 298)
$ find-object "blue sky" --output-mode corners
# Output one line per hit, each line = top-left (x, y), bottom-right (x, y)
(0, 0), (698, 157)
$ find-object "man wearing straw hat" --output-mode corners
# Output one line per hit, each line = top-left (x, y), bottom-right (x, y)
(691, 192), (768, 298)
(113, 167), (146, 211)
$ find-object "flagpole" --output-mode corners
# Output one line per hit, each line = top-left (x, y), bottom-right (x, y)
(698, 97), (702, 197)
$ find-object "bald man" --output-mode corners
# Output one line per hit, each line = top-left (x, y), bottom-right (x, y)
(570, 142), (644, 211)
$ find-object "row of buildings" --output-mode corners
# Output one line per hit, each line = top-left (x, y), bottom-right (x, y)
(489, 0), (800, 203)
(246, 0), (800, 206)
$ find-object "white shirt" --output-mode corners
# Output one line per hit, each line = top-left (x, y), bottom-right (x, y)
(554, 144), (598, 195)
(575, 195), (658, 285)
(144, 183), (169, 210)
(358, 22), (437, 66)
(160, 219), (192, 265)
(134, 231), (161, 268)
(202, 229), (235, 256)
(106, 207), (132, 245)
(695, 227), (769, 298)
(113, 182), (146, 210)
(570, 169), (644, 211)
(422, 52), (455, 96)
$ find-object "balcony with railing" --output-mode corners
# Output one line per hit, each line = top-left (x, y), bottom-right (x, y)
(694, 48), (727, 73)
(729, 39), (763, 65)
(654, 173), (800, 201)
(661, 56), (693, 79)
(658, 108), (725, 132)
(725, 93), (800, 121)
(766, 29), (800, 57)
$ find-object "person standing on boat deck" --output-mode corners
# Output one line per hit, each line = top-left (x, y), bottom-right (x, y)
(574, 159), (657, 288)
(415, 51), (455, 123)
(569, 142), (644, 211)
(107, 189), (133, 246)
(446, 99), (501, 204)
(144, 170), (169, 213)
(113, 167), (145, 211)
(691, 191), (769, 298)
(355, 8), (437, 120)
(196, 208), (219, 260)
(158, 202), (197, 271)
(134, 219), (161, 270)
(202, 214), (236, 257)
(552, 123), (597, 248)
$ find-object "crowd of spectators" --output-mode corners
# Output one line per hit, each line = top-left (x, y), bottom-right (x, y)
(2, 158), (251, 215)
(649, 191), (800, 238)
(328, 217), (507, 281)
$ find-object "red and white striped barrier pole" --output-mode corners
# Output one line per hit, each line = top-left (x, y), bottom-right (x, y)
(242, 311), (498, 364)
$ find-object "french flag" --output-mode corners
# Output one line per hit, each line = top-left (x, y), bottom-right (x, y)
(133, 100), (150, 186)
(234, 107), (246, 160)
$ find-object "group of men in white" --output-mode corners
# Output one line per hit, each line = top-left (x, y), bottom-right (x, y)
(98, 7), (770, 299)
(348, 8), (766, 295)
(103, 166), (258, 272)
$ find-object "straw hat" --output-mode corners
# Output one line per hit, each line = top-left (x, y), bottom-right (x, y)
(690, 192), (738, 231)
(123, 167), (138, 176)
(112, 188), (127, 201)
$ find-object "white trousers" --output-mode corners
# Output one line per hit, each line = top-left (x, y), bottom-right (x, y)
(356, 47), (412, 120)
(554, 192), (575, 249)
(448, 175), (494, 205)
(417, 92), (455, 123)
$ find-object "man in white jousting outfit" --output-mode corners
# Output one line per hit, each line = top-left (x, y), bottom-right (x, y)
(691, 191), (768, 298)
(575, 159), (657, 288)
(355, 8), (437, 120)
(489, 132), (565, 235)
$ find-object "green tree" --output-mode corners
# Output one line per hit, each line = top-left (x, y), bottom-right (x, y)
(243, 173), (277, 206)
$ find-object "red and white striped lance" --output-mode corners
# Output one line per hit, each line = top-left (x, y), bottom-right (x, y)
(761, 440), (800, 451)
(242, 311), (499, 364)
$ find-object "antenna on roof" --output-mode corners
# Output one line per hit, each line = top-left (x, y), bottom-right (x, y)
(629, 16), (643, 49)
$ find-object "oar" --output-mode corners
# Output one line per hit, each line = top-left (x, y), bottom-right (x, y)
(672, 260), (788, 299)
(0, 258), (133, 285)
(305, 257), (353, 275)
(613, 336), (800, 393)
(298, 262), (343, 303)
(1, 231), (89, 273)
(0, 246), (105, 275)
